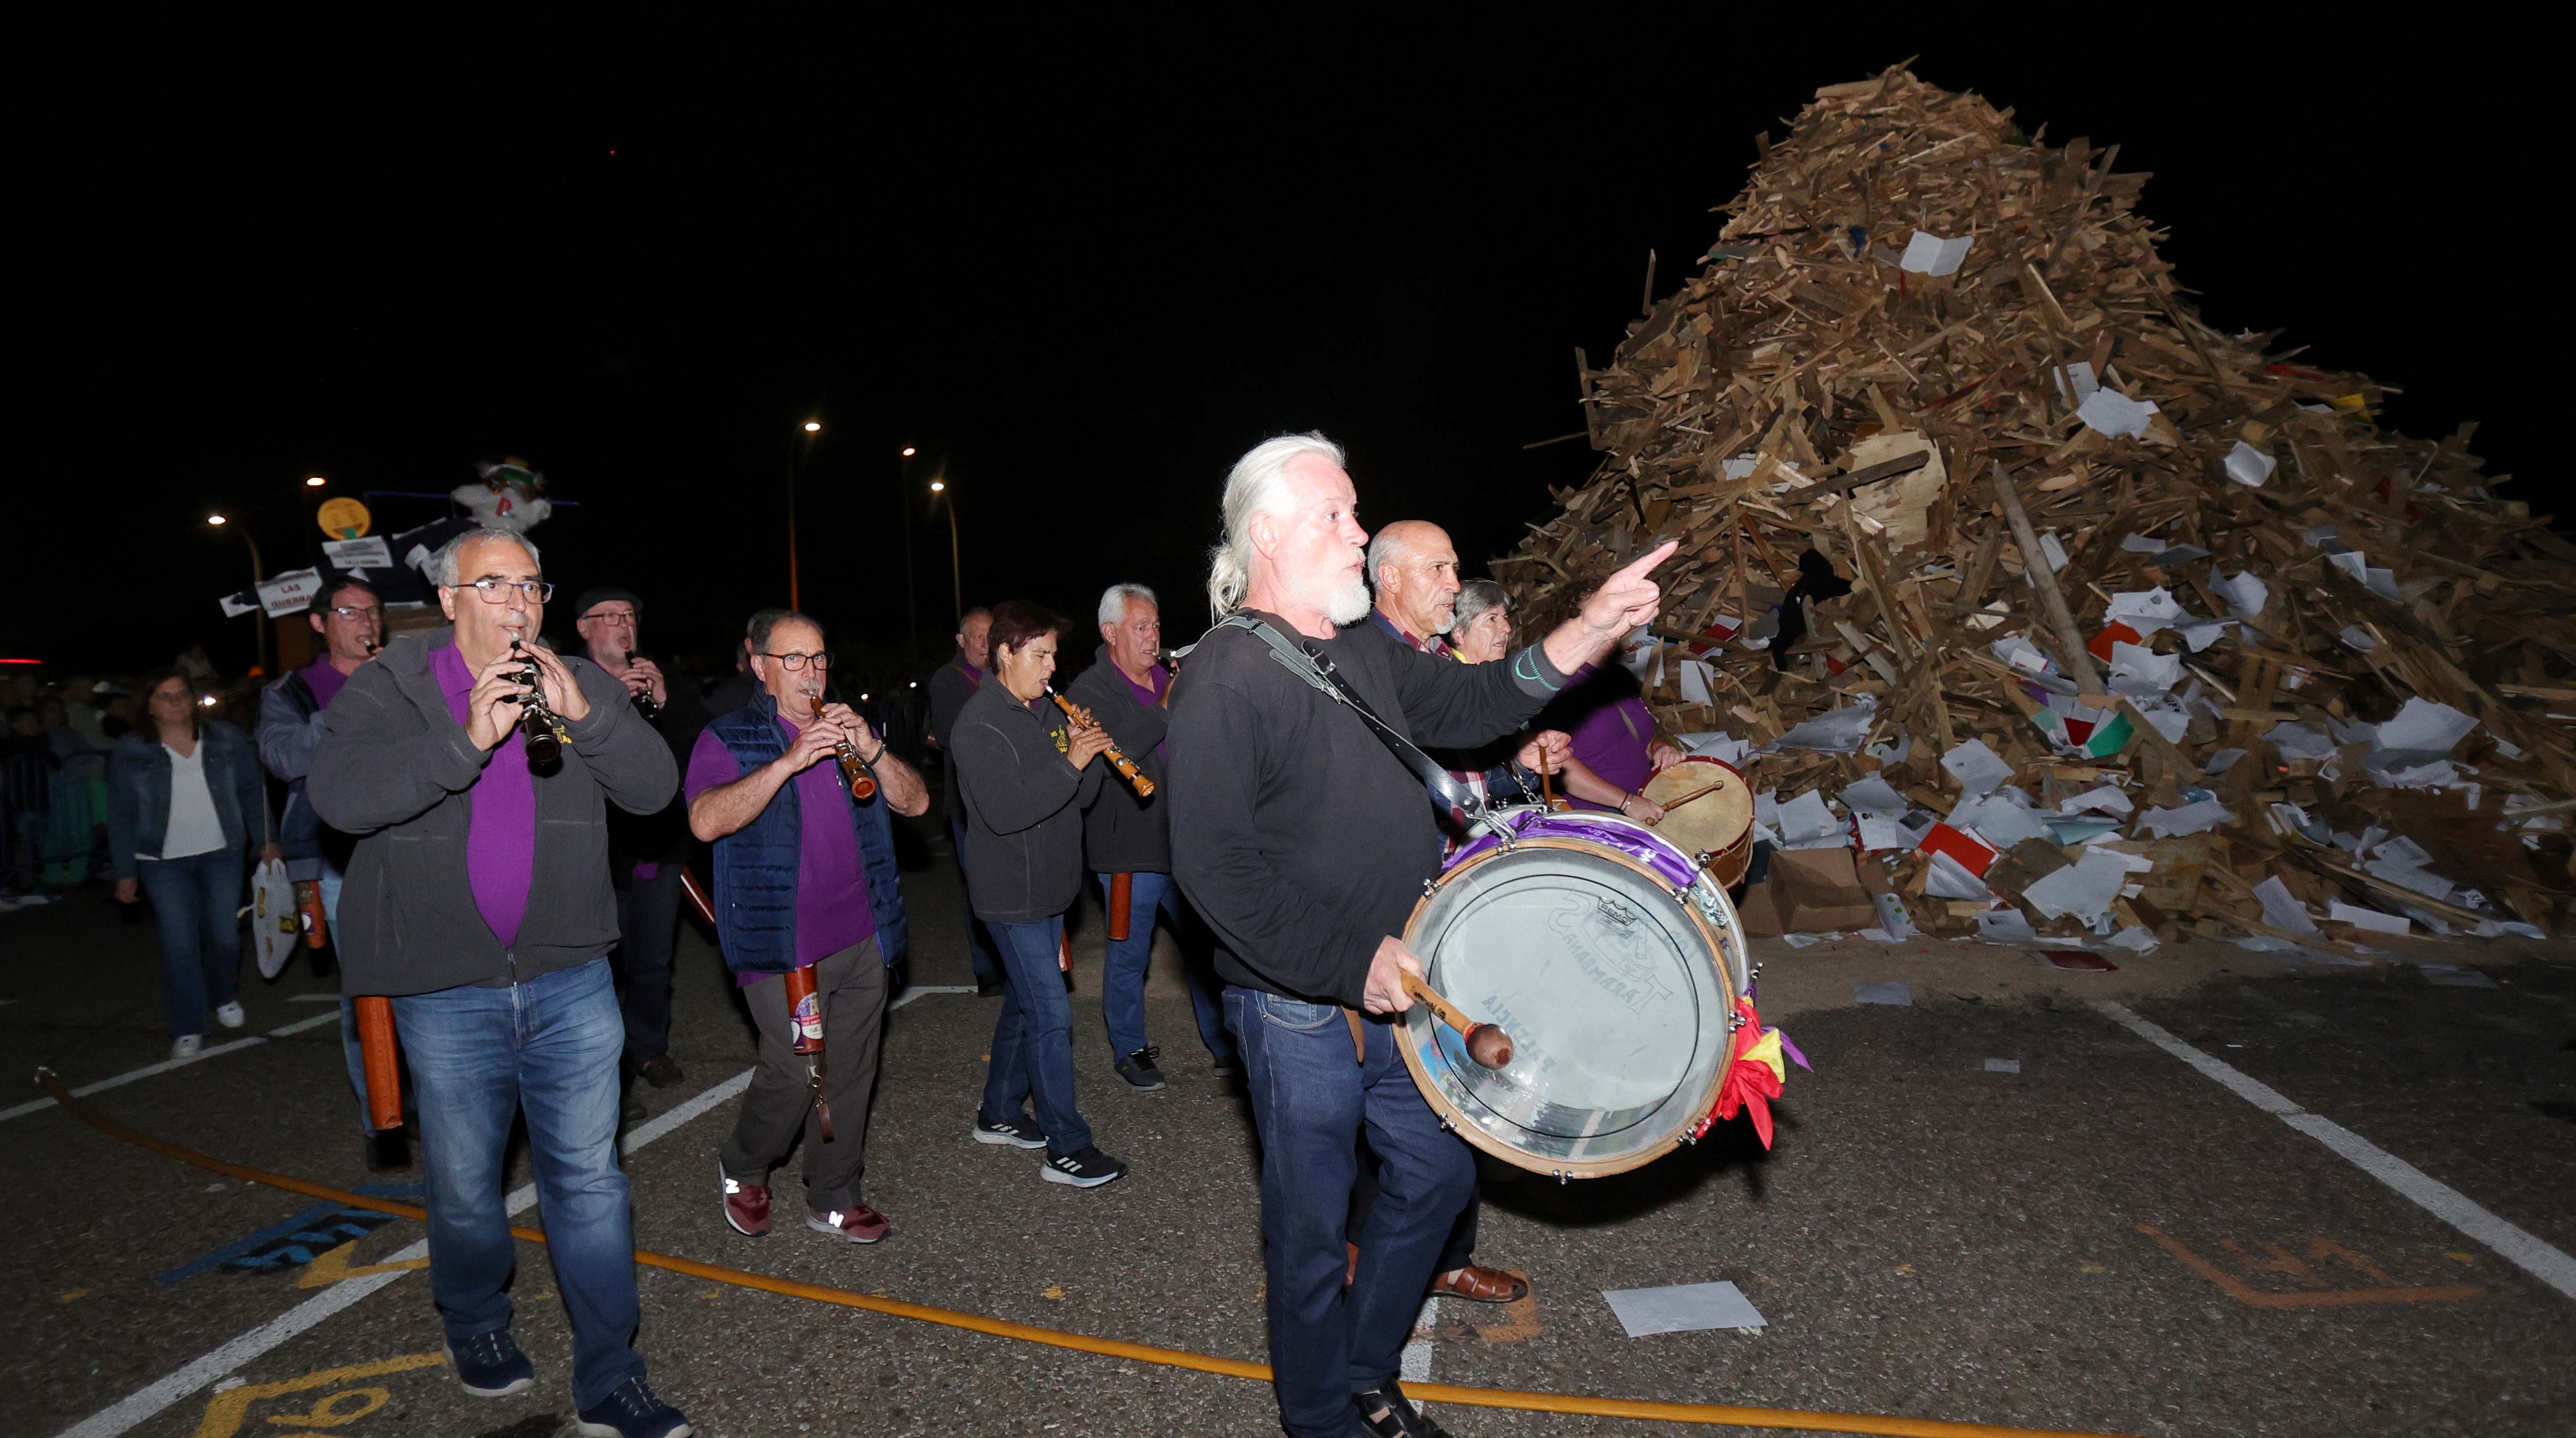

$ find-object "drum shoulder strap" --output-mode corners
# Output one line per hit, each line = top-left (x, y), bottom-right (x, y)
(1215, 614), (1473, 811)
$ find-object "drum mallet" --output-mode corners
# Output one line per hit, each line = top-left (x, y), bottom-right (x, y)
(1399, 971), (1515, 1068)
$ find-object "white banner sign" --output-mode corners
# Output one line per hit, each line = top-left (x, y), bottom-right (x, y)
(218, 590), (261, 619)
(255, 567), (324, 619)
(322, 536), (393, 569)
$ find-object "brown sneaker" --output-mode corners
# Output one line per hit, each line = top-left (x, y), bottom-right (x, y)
(638, 1053), (685, 1087)
(806, 1204), (889, 1243)
(721, 1167), (770, 1237)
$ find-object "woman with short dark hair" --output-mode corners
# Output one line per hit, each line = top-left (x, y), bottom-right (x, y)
(107, 668), (274, 1057)
(950, 601), (1128, 1188)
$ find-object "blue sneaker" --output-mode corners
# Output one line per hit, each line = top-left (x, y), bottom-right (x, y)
(575, 1376), (692, 1437)
(444, 1329), (535, 1397)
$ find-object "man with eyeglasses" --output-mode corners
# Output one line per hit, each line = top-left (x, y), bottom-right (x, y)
(309, 529), (692, 1438)
(573, 587), (709, 1095)
(256, 577), (400, 1168)
(686, 610), (925, 1247)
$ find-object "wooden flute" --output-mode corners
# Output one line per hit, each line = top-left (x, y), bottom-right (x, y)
(1046, 686), (1155, 797)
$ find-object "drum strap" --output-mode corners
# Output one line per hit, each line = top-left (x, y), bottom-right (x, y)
(1214, 615), (1499, 840)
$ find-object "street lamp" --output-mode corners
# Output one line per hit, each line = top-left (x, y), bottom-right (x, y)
(209, 512), (270, 673)
(786, 419), (822, 609)
(897, 446), (923, 659)
(304, 476), (327, 488)
(929, 478), (962, 624)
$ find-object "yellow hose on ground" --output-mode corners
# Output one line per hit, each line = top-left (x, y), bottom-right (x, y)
(37, 1070), (2140, 1438)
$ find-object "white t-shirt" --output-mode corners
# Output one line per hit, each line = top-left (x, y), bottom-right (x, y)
(153, 741), (228, 861)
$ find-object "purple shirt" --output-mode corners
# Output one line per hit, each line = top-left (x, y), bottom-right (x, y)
(430, 644), (536, 948)
(300, 658), (354, 711)
(1117, 662), (1171, 759)
(685, 718), (876, 978)
(1562, 668), (1655, 813)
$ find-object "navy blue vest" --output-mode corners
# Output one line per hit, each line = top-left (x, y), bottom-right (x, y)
(706, 694), (908, 974)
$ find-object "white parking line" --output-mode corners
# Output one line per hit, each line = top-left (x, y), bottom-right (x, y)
(2093, 999), (2576, 1303)
(55, 1066), (755, 1438)
(1, 1011), (345, 1124)
(890, 984), (976, 1012)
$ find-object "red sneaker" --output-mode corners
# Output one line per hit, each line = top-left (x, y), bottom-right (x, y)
(721, 1167), (770, 1237)
(806, 1204), (889, 1244)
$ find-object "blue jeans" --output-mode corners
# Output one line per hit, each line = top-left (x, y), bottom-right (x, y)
(392, 958), (644, 1409)
(949, 813), (1003, 986)
(979, 916), (1092, 1158)
(1097, 871), (1235, 1065)
(1226, 986), (1474, 1438)
(135, 848), (242, 1039)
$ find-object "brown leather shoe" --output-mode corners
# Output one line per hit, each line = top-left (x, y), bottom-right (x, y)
(1429, 1264), (1529, 1304)
(638, 1053), (685, 1087)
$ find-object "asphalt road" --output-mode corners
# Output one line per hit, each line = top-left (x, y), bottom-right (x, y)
(5, 818), (2572, 1438)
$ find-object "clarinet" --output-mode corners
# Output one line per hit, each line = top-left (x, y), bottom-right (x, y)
(803, 684), (877, 801)
(627, 650), (661, 721)
(510, 638), (570, 768)
(1046, 685), (1154, 797)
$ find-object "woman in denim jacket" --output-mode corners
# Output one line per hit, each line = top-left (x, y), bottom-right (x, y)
(107, 669), (274, 1057)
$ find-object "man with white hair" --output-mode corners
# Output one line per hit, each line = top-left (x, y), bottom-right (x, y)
(1066, 582), (1237, 1090)
(1170, 433), (1672, 1438)
(310, 529), (691, 1438)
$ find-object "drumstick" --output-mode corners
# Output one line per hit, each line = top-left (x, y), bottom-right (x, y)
(1399, 971), (1514, 1068)
(1660, 780), (1730, 813)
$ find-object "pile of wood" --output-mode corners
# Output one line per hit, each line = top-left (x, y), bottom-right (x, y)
(1501, 65), (2576, 948)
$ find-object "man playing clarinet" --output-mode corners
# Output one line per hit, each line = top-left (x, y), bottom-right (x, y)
(1169, 433), (1668, 1438)
(309, 529), (691, 1438)
(686, 610), (927, 1245)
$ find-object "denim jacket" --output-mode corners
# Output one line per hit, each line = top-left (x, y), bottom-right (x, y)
(105, 722), (269, 880)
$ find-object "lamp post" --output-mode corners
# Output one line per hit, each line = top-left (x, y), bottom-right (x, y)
(208, 512), (270, 674)
(787, 420), (822, 610)
(929, 478), (961, 624)
(898, 446), (919, 659)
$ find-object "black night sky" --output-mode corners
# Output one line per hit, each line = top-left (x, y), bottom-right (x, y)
(19, 21), (2544, 684)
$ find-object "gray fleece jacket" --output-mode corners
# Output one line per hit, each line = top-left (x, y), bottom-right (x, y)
(951, 680), (1103, 923)
(307, 627), (678, 997)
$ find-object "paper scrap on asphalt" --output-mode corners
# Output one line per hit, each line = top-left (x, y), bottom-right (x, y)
(1976, 908), (2038, 943)
(1855, 981), (1913, 1006)
(2105, 925), (2161, 953)
(1942, 738), (2015, 797)
(2417, 964), (2497, 990)
(1984, 1058), (2023, 1074)
(1603, 1280), (1768, 1337)
(2253, 875), (2322, 935)
(2021, 848), (2132, 922)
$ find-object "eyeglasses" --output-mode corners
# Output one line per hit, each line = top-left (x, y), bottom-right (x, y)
(758, 650), (833, 671)
(327, 605), (383, 621)
(452, 578), (555, 604)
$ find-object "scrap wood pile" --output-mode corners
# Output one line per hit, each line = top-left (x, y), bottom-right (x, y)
(1499, 65), (2576, 953)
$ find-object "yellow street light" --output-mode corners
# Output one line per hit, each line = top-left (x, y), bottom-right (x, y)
(928, 480), (945, 493)
(803, 421), (822, 433)
(207, 513), (228, 525)
(900, 446), (917, 457)
(304, 476), (327, 487)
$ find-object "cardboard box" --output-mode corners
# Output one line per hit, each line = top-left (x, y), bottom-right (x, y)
(1767, 848), (1878, 933)
(1734, 879), (1783, 936)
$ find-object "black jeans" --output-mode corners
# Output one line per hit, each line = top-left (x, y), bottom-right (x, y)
(612, 862), (685, 1069)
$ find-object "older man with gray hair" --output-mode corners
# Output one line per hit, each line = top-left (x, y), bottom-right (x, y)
(1067, 582), (1237, 1091)
(310, 528), (691, 1438)
(1170, 432), (1671, 1438)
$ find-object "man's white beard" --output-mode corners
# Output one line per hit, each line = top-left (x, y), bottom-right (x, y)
(1323, 572), (1371, 626)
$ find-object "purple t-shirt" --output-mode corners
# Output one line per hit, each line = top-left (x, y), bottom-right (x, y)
(1117, 662), (1171, 759)
(685, 719), (875, 979)
(1562, 669), (1655, 813)
(300, 658), (353, 711)
(430, 644), (536, 947)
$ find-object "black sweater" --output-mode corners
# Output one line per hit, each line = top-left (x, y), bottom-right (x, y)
(951, 681), (1105, 923)
(1066, 645), (1171, 875)
(1167, 610), (1566, 1008)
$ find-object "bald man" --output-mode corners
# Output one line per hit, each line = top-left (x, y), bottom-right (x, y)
(1361, 520), (1461, 654)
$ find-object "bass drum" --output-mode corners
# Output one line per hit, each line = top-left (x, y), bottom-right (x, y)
(1397, 806), (1747, 1179)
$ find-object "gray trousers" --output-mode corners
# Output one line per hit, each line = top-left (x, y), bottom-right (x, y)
(721, 938), (886, 1214)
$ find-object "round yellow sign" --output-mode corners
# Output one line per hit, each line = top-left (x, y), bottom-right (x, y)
(316, 497), (373, 539)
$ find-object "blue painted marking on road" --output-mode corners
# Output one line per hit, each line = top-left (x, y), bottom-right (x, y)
(154, 1183), (423, 1286)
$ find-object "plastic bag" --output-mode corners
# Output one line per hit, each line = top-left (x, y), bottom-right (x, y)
(251, 859), (298, 980)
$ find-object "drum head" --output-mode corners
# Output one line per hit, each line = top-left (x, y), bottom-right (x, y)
(1642, 758), (1753, 867)
(1400, 834), (1740, 1177)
